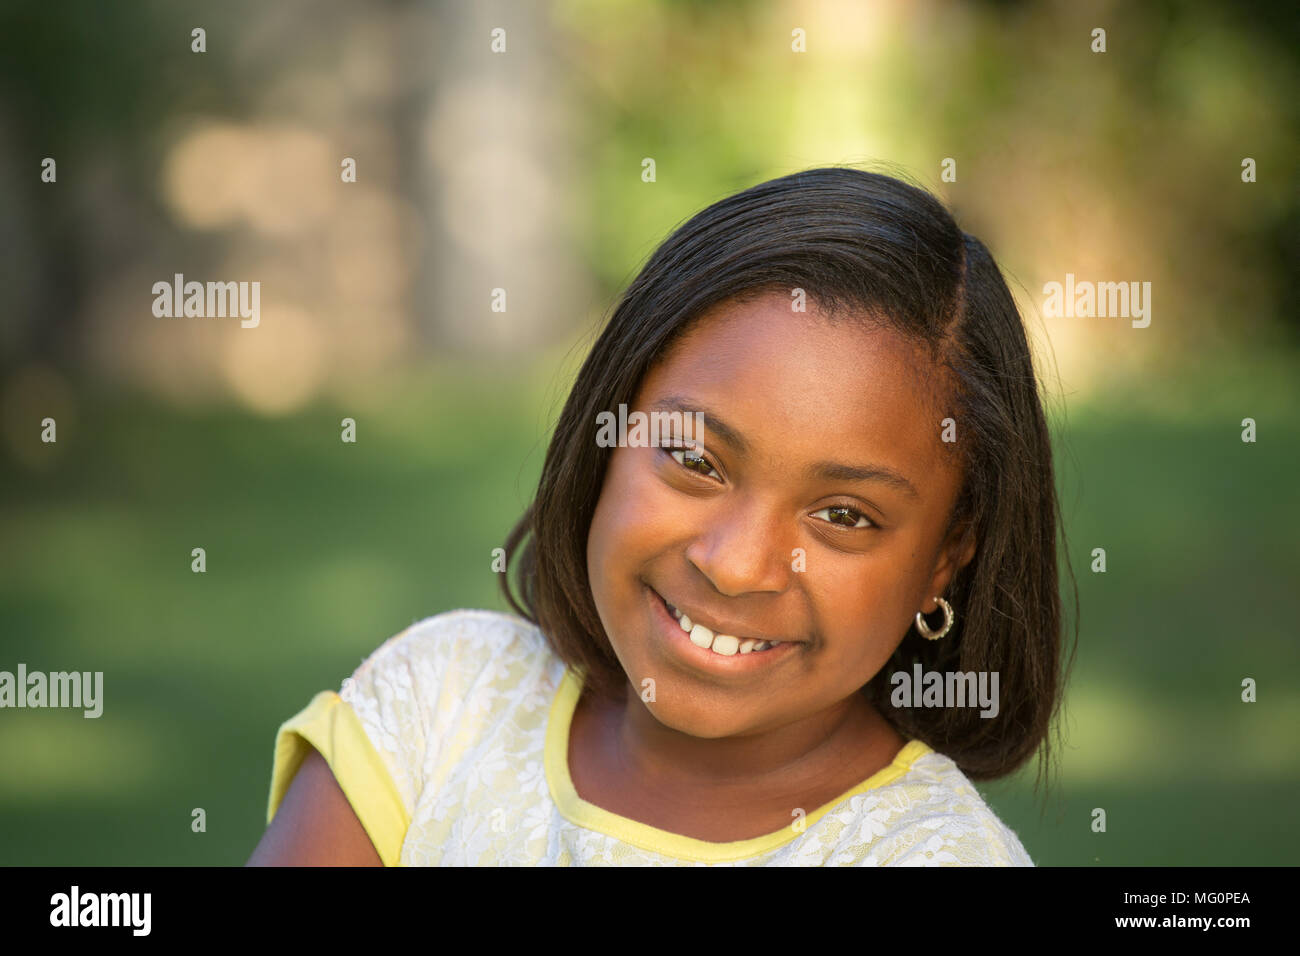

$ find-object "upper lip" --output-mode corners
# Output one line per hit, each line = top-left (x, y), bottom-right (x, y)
(652, 586), (801, 644)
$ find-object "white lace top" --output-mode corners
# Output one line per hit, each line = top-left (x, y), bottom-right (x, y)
(265, 608), (1034, 866)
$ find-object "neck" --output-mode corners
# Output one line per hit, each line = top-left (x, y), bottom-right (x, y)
(593, 681), (904, 804)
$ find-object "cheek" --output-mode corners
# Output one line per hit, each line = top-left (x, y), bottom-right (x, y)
(586, 452), (675, 665)
(590, 450), (669, 549)
(587, 451), (656, 596)
(809, 555), (919, 666)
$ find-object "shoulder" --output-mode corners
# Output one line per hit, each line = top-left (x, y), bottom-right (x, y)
(372, 607), (549, 660)
(347, 608), (555, 696)
(338, 609), (561, 808)
(343, 608), (563, 745)
(855, 746), (1035, 866)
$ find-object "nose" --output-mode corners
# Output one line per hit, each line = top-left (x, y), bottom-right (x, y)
(683, 491), (792, 598)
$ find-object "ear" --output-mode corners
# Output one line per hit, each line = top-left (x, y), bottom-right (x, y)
(921, 520), (976, 613)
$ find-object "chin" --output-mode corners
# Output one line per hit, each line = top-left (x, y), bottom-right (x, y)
(637, 691), (756, 739)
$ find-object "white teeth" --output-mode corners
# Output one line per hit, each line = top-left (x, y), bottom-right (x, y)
(711, 634), (740, 656)
(688, 620), (779, 655)
(664, 594), (786, 655)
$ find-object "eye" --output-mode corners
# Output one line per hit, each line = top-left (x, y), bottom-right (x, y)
(811, 505), (873, 529)
(668, 445), (721, 481)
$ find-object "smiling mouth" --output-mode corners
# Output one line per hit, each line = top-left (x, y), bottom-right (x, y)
(652, 588), (789, 656)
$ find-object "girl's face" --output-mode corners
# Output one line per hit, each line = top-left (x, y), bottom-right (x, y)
(586, 291), (974, 739)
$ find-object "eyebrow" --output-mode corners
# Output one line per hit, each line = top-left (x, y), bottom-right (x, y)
(646, 395), (920, 499)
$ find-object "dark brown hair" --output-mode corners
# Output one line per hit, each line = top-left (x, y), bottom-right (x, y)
(500, 165), (1078, 791)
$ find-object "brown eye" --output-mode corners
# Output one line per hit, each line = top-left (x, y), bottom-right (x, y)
(812, 505), (871, 529)
(669, 447), (721, 481)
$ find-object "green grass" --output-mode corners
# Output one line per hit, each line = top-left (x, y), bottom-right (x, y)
(1, 354), (1296, 864)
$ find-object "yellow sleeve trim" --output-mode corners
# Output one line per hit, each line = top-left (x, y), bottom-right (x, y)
(265, 690), (410, 867)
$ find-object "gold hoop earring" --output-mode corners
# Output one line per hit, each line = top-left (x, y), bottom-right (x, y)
(915, 596), (954, 640)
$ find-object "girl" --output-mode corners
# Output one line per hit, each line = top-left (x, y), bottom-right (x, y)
(248, 166), (1075, 866)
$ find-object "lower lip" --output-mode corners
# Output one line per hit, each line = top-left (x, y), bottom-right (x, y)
(646, 585), (799, 674)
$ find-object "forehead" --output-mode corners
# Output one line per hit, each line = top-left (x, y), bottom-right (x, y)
(634, 293), (958, 480)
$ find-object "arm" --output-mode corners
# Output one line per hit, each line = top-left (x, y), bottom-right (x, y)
(246, 746), (384, 866)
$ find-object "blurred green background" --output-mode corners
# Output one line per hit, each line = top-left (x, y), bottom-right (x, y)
(1, 0), (1297, 865)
